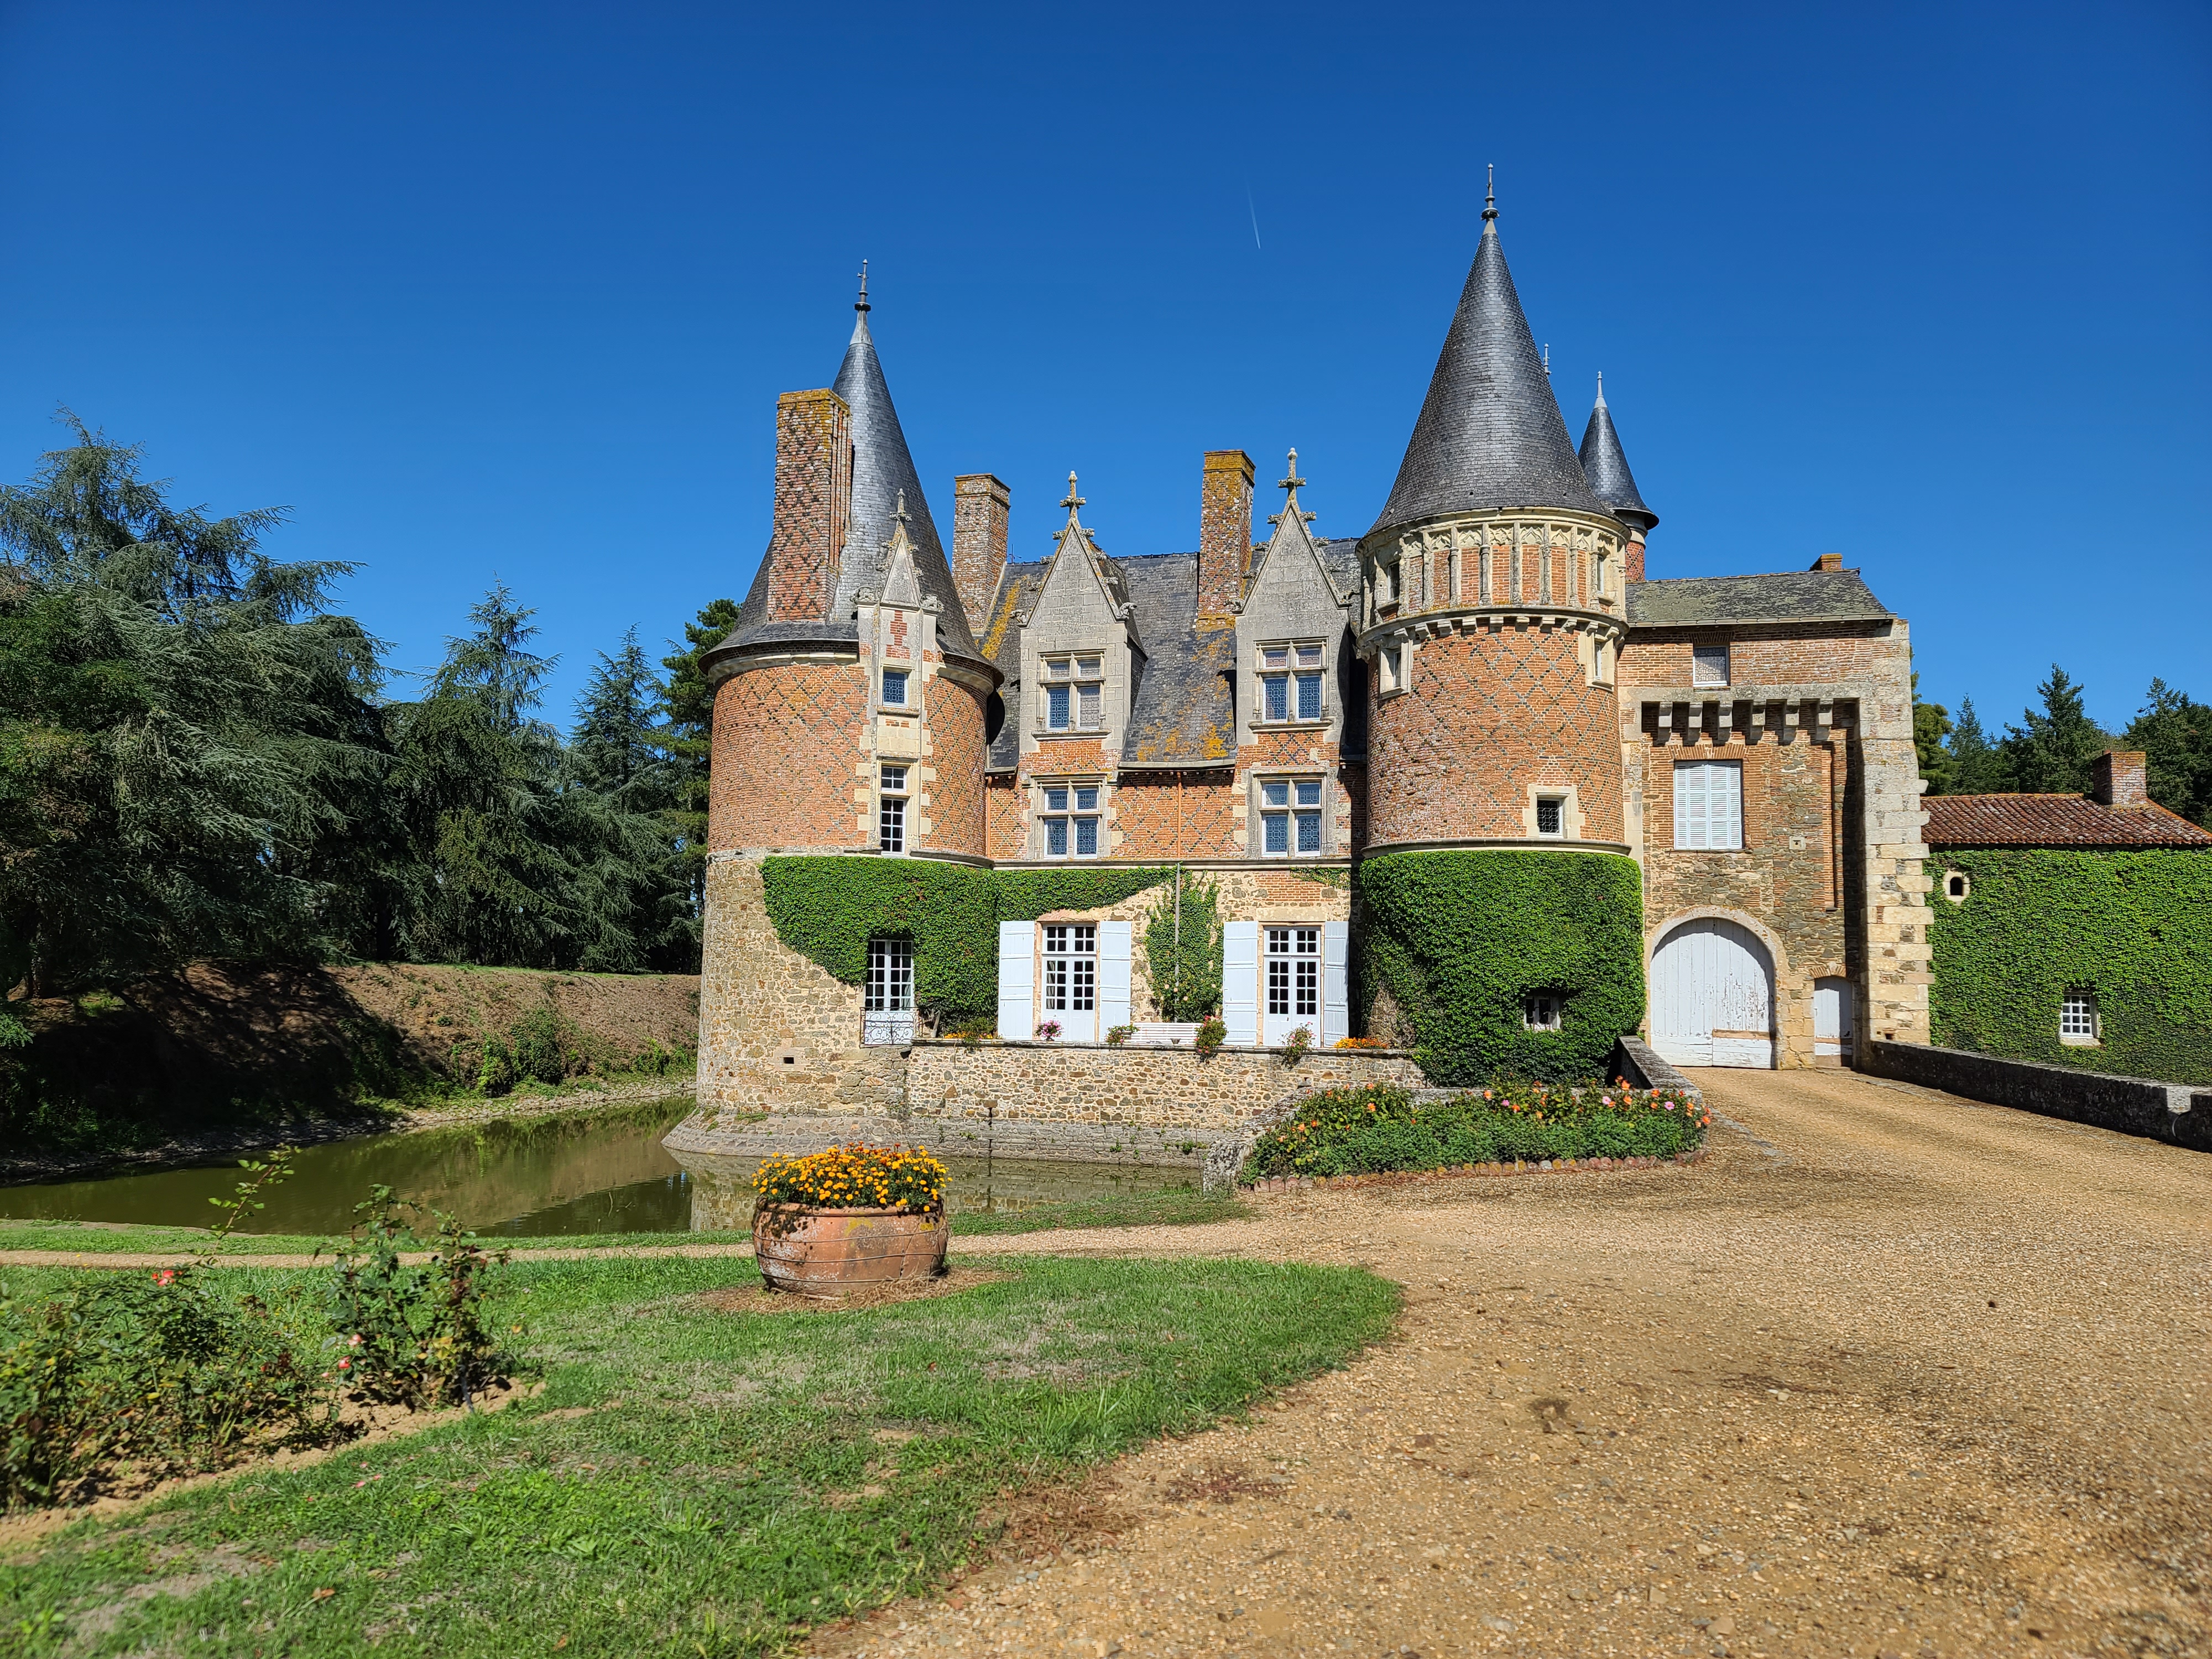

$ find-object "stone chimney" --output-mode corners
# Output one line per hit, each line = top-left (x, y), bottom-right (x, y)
(1808, 552), (1844, 572)
(1198, 450), (1255, 624)
(2092, 750), (2147, 807)
(951, 473), (1010, 638)
(763, 389), (852, 623)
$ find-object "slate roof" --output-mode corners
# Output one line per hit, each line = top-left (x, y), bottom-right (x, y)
(1923, 794), (2212, 849)
(981, 559), (1048, 771)
(1314, 536), (1363, 601)
(723, 306), (987, 667)
(1629, 569), (1892, 628)
(1577, 379), (1655, 531)
(1118, 554), (1235, 768)
(1369, 210), (1608, 544)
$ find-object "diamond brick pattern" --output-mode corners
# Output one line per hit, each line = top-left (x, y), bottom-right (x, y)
(709, 661), (868, 850)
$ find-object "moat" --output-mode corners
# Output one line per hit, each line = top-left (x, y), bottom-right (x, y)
(0, 1097), (1196, 1237)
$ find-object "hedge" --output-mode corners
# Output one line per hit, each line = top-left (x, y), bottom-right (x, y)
(1929, 848), (2212, 1087)
(1357, 849), (1645, 1085)
(759, 859), (1174, 1029)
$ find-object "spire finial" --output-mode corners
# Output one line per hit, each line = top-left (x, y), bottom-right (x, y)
(1542, 343), (1550, 379)
(1060, 471), (1085, 521)
(855, 259), (870, 314)
(1482, 163), (1496, 224)
(1279, 447), (1306, 496)
(893, 487), (907, 524)
(1595, 370), (1605, 407)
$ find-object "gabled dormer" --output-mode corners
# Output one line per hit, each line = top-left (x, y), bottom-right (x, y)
(1235, 451), (1360, 752)
(1017, 474), (1142, 763)
(855, 493), (948, 772)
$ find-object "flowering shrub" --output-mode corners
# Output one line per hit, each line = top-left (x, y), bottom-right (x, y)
(1104, 1024), (1136, 1046)
(1193, 1015), (1228, 1056)
(1034, 1020), (1063, 1041)
(1333, 1035), (1390, 1050)
(326, 1187), (513, 1410)
(752, 1144), (947, 1213)
(1240, 1080), (1709, 1182)
(1279, 1025), (1314, 1060)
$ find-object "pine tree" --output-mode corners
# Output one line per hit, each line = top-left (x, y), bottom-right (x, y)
(560, 629), (690, 972)
(661, 597), (738, 905)
(2125, 678), (2212, 827)
(571, 628), (669, 803)
(1945, 698), (2013, 795)
(2001, 666), (2111, 795)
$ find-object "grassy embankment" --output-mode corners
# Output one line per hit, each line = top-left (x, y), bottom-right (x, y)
(1, 1250), (1391, 1657)
(0, 1185), (1248, 1259)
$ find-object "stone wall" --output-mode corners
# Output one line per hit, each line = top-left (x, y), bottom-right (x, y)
(1859, 1038), (2211, 1154)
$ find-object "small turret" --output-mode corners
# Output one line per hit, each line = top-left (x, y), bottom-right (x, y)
(1578, 374), (1657, 580)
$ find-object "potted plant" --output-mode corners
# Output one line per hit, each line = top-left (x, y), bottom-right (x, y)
(1279, 1024), (1314, 1062)
(1104, 1024), (1136, 1046)
(1034, 1019), (1063, 1041)
(1193, 1015), (1228, 1056)
(750, 1144), (949, 1297)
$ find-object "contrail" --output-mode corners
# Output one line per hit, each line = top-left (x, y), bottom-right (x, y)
(1248, 189), (1262, 251)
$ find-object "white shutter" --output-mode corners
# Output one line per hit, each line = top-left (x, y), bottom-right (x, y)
(1321, 920), (1350, 1047)
(1674, 760), (1705, 849)
(1223, 921), (1259, 1048)
(1098, 920), (1133, 1031)
(1714, 761), (1743, 850)
(997, 920), (1035, 1040)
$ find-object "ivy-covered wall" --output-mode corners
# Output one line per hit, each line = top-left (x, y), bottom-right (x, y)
(1357, 849), (1645, 1084)
(759, 858), (1175, 1029)
(1928, 848), (2212, 1087)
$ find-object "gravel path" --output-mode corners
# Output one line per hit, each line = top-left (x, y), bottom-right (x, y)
(816, 1067), (2211, 1659)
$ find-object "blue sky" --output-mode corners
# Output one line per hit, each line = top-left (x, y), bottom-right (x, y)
(3, 1), (2205, 735)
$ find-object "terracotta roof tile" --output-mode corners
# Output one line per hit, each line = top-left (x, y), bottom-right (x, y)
(1923, 794), (2212, 849)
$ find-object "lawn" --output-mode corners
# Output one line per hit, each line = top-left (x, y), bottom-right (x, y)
(2, 1251), (1392, 1657)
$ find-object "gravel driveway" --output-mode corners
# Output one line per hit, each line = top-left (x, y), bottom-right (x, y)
(820, 1065), (2210, 1658)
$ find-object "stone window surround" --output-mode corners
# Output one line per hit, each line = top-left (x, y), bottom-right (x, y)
(1522, 782), (1585, 842)
(1941, 869), (1970, 904)
(1251, 771), (1331, 858)
(1252, 638), (1329, 728)
(1033, 775), (1109, 860)
(1037, 650), (1107, 734)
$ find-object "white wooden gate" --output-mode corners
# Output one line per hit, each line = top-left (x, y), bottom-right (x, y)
(1813, 976), (1854, 1059)
(1649, 918), (1775, 1068)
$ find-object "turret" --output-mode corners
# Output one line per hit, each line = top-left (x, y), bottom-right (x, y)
(1578, 373), (1657, 582)
(1357, 180), (1631, 852)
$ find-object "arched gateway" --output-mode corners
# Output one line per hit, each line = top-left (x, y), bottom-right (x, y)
(1649, 917), (1776, 1068)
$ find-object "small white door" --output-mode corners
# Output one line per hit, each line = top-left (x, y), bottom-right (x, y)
(1038, 921), (1099, 1042)
(1813, 977), (1854, 1058)
(1650, 917), (1775, 1069)
(1261, 925), (1324, 1047)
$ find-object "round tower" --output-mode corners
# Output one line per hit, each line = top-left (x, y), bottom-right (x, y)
(1357, 186), (1631, 854)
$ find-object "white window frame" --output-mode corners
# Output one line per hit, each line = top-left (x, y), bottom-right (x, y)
(1377, 641), (1406, 696)
(1041, 924), (1098, 1016)
(1594, 551), (1609, 600)
(863, 936), (914, 1046)
(1039, 652), (1106, 733)
(1255, 640), (1327, 726)
(1692, 643), (1731, 688)
(1036, 778), (1104, 859)
(1264, 925), (1322, 1032)
(1257, 775), (1326, 857)
(1674, 759), (1744, 851)
(880, 665), (912, 709)
(878, 764), (908, 853)
(2059, 989), (2099, 1045)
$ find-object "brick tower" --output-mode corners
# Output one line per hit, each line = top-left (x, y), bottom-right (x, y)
(693, 283), (1000, 1115)
(1357, 185), (1635, 853)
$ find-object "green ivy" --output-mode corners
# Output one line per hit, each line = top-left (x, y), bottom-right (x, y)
(1144, 874), (1223, 1021)
(1357, 849), (1645, 1085)
(759, 859), (1174, 1027)
(1929, 848), (2212, 1087)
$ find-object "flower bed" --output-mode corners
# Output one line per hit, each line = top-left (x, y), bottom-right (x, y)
(1239, 1082), (1709, 1183)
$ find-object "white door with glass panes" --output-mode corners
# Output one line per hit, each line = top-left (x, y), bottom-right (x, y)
(863, 936), (914, 1046)
(1039, 922), (1098, 1041)
(1262, 926), (1323, 1047)
(1260, 779), (1324, 855)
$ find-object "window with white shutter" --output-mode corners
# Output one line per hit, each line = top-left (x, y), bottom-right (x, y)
(1673, 760), (1743, 850)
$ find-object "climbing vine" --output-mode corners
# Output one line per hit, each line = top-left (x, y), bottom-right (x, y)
(1928, 848), (2212, 1087)
(1143, 874), (1223, 1022)
(759, 859), (1174, 1028)
(1357, 849), (1645, 1085)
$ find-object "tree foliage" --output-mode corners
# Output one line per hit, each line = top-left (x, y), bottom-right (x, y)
(1999, 666), (2112, 795)
(2125, 679), (2212, 828)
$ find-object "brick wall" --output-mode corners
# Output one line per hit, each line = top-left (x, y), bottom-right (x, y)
(951, 473), (1009, 639)
(708, 661), (869, 852)
(1366, 625), (1623, 846)
(917, 675), (989, 855)
(760, 390), (851, 624)
(1197, 451), (1255, 623)
(1618, 626), (1891, 689)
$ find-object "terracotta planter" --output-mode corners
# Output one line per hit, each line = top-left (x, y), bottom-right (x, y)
(752, 1203), (948, 1297)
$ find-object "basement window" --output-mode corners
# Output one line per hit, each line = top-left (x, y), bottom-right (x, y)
(1524, 993), (1564, 1032)
(2059, 989), (2100, 1046)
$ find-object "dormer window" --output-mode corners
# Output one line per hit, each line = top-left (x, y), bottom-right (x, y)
(880, 666), (910, 707)
(1039, 780), (1103, 857)
(1259, 642), (1326, 723)
(1041, 654), (1104, 732)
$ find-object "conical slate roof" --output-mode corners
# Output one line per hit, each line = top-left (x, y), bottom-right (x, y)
(1577, 376), (1656, 533)
(723, 300), (985, 665)
(1368, 208), (1607, 544)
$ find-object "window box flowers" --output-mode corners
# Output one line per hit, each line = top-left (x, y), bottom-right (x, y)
(750, 1144), (950, 1297)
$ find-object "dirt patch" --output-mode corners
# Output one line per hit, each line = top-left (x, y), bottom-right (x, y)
(0, 1379), (540, 1556)
(691, 1268), (1013, 1316)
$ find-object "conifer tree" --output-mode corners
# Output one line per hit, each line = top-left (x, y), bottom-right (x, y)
(1945, 698), (2013, 795)
(2000, 666), (2111, 795)
(661, 597), (738, 906)
(1912, 674), (1955, 796)
(2126, 678), (2212, 826)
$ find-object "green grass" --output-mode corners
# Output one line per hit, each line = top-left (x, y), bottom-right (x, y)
(1, 1253), (1395, 1657)
(0, 1191), (1246, 1258)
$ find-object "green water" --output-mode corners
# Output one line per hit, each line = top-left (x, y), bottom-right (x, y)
(0, 1100), (1194, 1236)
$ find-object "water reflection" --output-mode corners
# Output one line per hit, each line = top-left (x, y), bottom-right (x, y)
(0, 1103), (1194, 1238)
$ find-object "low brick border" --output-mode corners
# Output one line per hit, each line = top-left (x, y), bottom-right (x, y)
(1238, 1146), (1708, 1194)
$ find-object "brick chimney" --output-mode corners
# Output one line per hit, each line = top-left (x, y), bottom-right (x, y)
(1197, 450), (1255, 624)
(762, 389), (852, 623)
(2092, 750), (2147, 807)
(1808, 552), (1844, 572)
(951, 473), (1010, 638)
(1623, 527), (1647, 585)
